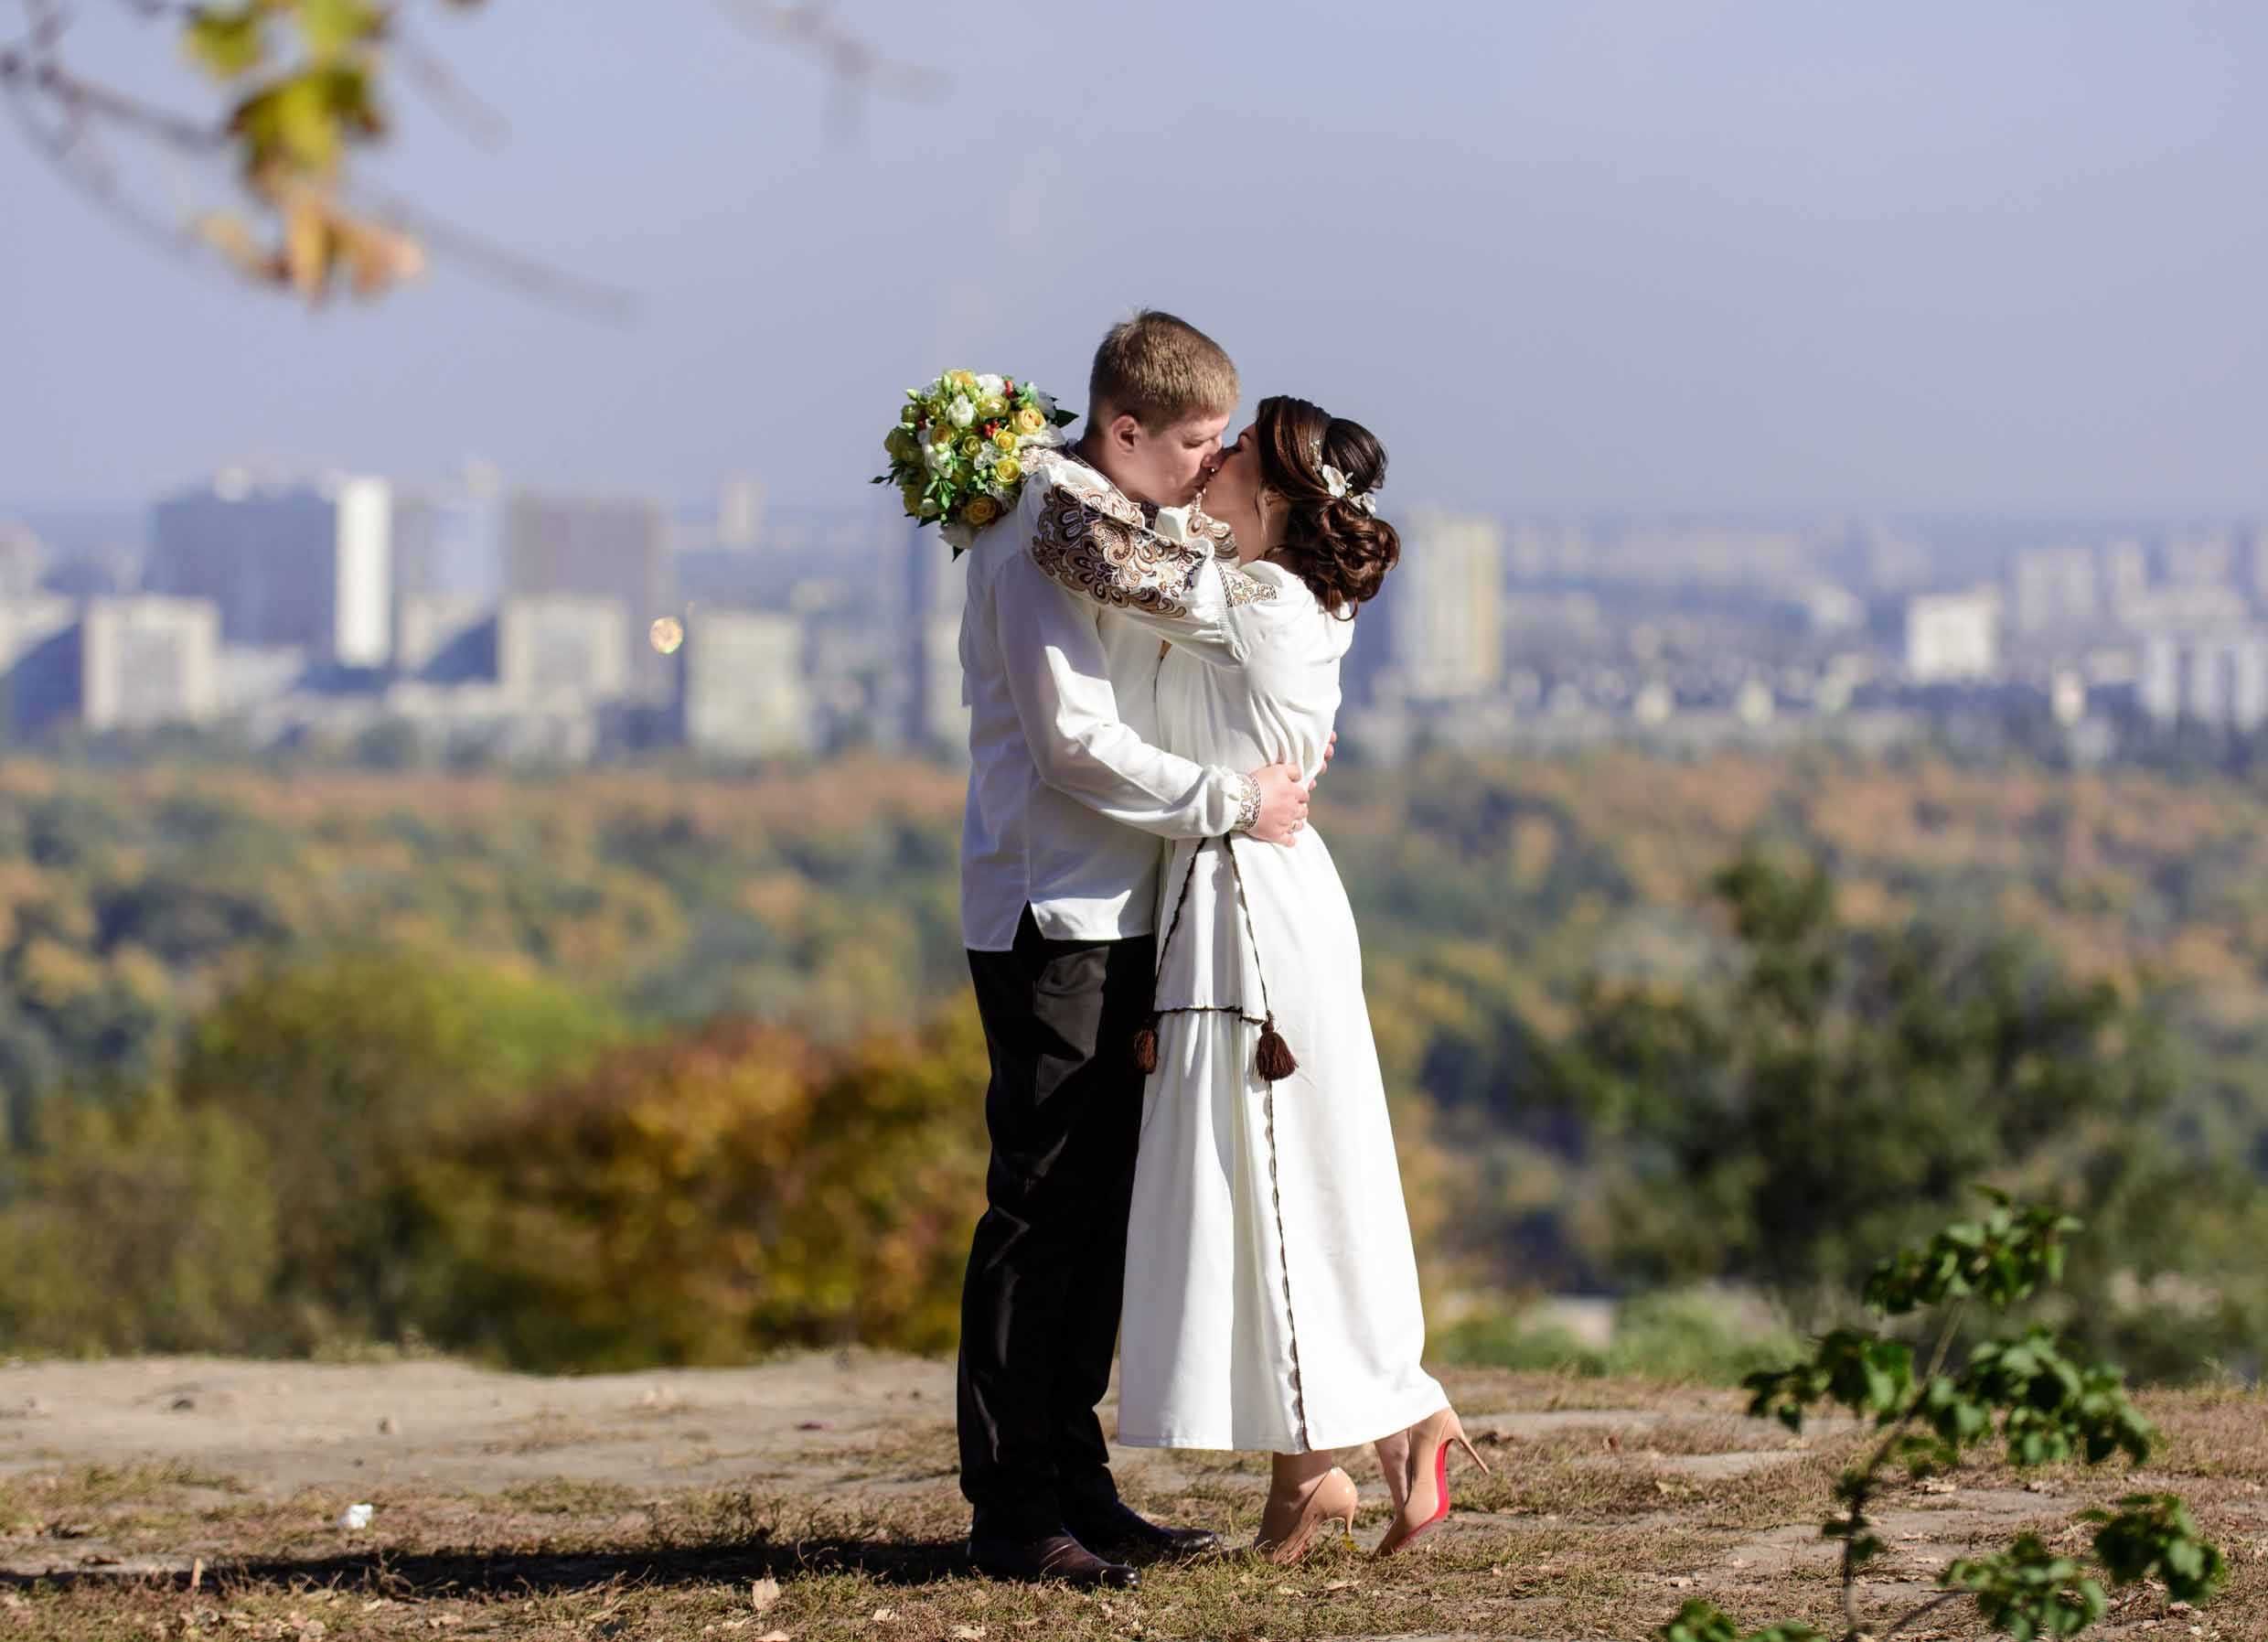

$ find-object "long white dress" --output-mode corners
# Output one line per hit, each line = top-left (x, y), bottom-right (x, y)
(1109, 560), (1447, 1454)
(1017, 452), (1446, 1452)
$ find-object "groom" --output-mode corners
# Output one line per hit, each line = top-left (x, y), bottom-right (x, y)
(953, 312), (1305, 1589)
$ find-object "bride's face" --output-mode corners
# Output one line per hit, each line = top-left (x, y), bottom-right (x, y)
(1204, 421), (1263, 538)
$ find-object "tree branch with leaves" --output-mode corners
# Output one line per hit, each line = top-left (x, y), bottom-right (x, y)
(0, 1), (942, 307)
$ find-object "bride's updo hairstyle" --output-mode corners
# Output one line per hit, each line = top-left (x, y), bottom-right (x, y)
(1253, 394), (1400, 617)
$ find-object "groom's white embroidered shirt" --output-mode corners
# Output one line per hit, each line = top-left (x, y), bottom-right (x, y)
(956, 450), (1251, 952)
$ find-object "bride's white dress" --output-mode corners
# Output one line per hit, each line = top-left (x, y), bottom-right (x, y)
(1107, 556), (1447, 1454)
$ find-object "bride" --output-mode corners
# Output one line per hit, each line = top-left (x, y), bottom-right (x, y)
(1030, 394), (1486, 1562)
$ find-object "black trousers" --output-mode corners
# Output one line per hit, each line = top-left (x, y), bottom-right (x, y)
(957, 908), (1156, 1537)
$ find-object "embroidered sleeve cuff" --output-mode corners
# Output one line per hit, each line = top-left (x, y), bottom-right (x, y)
(1230, 771), (1263, 834)
(1191, 506), (1241, 560)
(1032, 491), (1207, 618)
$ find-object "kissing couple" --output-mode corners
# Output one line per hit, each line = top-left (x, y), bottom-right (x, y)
(947, 310), (1487, 1589)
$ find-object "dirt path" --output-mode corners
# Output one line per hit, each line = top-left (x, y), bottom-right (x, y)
(1, 1351), (951, 1505)
(2, 1356), (2259, 1640)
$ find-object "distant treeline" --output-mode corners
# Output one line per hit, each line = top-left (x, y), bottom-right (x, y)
(0, 750), (2263, 1378)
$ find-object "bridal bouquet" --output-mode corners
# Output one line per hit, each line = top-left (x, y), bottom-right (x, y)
(874, 371), (1078, 551)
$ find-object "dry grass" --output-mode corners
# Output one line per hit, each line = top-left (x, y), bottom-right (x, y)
(3, 1369), (2263, 1641)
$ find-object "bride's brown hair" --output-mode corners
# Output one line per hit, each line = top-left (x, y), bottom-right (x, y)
(1251, 394), (1399, 616)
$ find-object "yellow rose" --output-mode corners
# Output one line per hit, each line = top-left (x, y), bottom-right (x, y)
(979, 395), (1009, 420)
(992, 456), (1022, 488)
(931, 422), (957, 445)
(1012, 406), (1045, 436)
(948, 370), (978, 391)
(884, 427), (918, 463)
(900, 480), (926, 517)
(992, 427), (1018, 454)
(900, 404), (920, 427)
(960, 435), (982, 458)
(963, 494), (1000, 528)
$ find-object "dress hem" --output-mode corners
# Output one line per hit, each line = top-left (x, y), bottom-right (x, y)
(1114, 1382), (1450, 1456)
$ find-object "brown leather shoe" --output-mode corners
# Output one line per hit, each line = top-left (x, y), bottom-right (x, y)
(968, 1527), (1139, 1589)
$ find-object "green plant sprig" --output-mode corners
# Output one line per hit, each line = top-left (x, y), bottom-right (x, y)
(1658, 1191), (2226, 1642)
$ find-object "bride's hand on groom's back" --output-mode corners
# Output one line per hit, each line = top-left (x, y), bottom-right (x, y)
(1246, 764), (1310, 845)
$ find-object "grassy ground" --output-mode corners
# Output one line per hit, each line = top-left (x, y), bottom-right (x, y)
(1, 1358), (2262, 1641)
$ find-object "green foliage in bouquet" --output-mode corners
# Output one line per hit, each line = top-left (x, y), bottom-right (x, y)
(873, 370), (1078, 551)
(1656, 1191), (2227, 1642)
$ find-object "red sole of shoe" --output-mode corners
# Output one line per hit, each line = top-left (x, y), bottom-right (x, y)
(1384, 1441), (1455, 1555)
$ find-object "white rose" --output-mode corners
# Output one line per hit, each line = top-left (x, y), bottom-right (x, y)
(924, 439), (956, 473)
(948, 395), (977, 428)
(1152, 506), (1192, 546)
(975, 373), (1004, 395)
(976, 444), (1000, 468)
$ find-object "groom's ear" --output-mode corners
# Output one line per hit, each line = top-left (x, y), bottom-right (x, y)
(1100, 409), (1145, 452)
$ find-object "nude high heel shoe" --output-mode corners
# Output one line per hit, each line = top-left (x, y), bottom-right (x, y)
(1374, 1407), (1489, 1558)
(1254, 1465), (1358, 1564)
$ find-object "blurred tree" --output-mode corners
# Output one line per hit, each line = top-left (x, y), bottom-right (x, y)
(0, 1084), (280, 1354)
(1558, 845), (2264, 1370)
(411, 1005), (988, 1369)
(0, 2), (942, 305)
(173, 947), (618, 1347)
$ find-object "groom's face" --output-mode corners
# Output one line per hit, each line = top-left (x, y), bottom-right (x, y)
(1112, 409), (1232, 509)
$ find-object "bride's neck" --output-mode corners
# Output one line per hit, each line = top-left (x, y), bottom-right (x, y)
(1237, 506), (1287, 566)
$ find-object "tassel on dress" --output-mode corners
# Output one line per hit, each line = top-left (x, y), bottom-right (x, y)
(1256, 1013), (1299, 1082)
(1131, 1012), (1161, 1075)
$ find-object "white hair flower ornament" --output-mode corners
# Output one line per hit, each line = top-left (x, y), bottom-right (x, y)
(1320, 463), (1378, 515)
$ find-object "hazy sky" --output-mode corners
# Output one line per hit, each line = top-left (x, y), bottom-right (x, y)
(4, 1), (2265, 516)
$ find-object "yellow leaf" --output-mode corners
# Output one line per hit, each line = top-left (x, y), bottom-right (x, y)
(184, 6), (267, 79)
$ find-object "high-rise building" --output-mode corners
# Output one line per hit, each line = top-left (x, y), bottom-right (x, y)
(1382, 510), (1503, 702)
(674, 609), (812, 757)
(80, 596), (221, 730)
(149, 474), (393, 667)
(390, 465), (508, 634)
(2140, 629), (2268, 732)
(2161, 531), (2236, 588)
(1506, 521), (1592, 582)
(504, 492), (673, 698)
(1904, 590), (2001, 681)
(2241, 526), (2268, 614)
(717, 478), (765, 550)
(2103, 540), (2152, 619)
(396, 594), (497, 681)
(497, 596), (631, 706)
(0, 596), (81, 736)
(2008, 547), (2100, 635)
(0, 524), (47, 599)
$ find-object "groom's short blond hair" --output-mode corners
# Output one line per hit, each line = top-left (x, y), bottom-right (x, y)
(1088, 310), (1239, 431)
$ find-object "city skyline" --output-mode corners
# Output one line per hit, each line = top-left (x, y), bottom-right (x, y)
(5, 462), (2266, 767)
(5, 4), (2268, 516)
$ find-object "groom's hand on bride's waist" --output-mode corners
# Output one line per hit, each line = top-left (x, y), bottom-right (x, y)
(1244, 763), (1310, 845)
